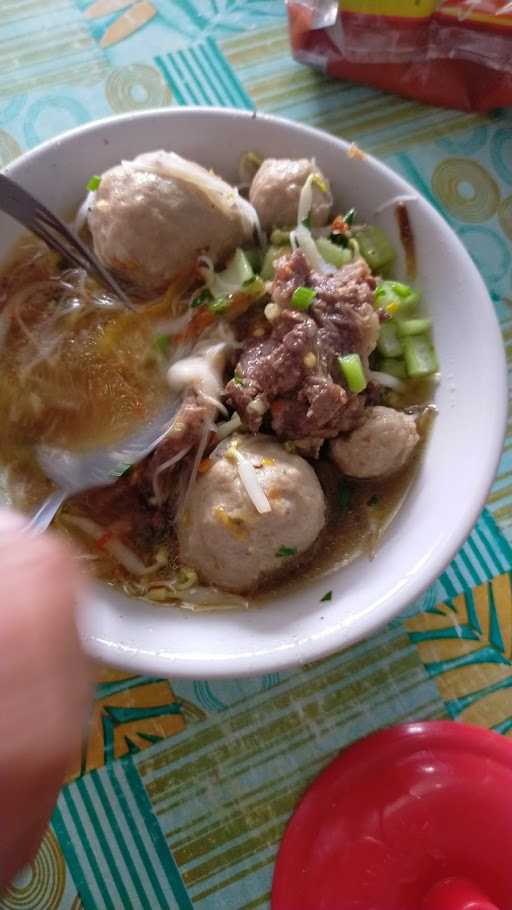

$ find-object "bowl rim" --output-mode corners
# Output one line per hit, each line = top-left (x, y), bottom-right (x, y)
(3, 106), (508, 678)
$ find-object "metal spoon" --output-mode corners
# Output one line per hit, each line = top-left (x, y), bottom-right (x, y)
(0, 173), (132, 307)
(28, 400), (179, 534)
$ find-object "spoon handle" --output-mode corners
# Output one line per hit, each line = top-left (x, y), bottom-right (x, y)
(26, 489), (67, 535)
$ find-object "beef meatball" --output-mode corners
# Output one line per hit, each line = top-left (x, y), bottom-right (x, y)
(249, 158), (333, 231)
(88, 151), (255, 294)
(177, 434), (326, 593)
(330, 406), (419, 479)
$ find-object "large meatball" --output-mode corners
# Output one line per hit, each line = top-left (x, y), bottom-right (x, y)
(330, 406), (419, 479)
(88, 151), (255, 294)
(249, 158), (333, 231)
(177, 434), (326, 593)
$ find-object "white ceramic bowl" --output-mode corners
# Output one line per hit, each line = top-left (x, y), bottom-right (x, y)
(1, 108), (507, 678)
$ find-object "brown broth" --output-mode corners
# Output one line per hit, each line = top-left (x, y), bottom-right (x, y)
(0, 235), (434, 609)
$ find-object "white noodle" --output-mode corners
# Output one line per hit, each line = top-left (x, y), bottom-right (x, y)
(297, 173), (314, 225)
(215, 411), (242, 440)
(178, 417), (212, 518)
(73, 191), (96, 234)
(293, 176), (335, 274)
(145, 581), (248, 610)
(235, 450), (271, 514)
(151, 446), (191, 506)
(156, 310), (192, 336)
(368, 369), (407, 392)
(63, 514), (158, 576)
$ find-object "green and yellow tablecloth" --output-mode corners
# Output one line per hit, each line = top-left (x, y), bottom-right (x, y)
(1, 2), (511, 907)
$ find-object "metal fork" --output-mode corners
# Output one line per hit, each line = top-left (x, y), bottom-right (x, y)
(0, 173), (132, 307)
(27, 399), (180, 534)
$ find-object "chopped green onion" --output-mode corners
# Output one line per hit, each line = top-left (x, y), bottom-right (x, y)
(338, 353), (367, 394)
(396, 317), (432, 337)
(233, 373), (244, 386)
(291, 286), (316, 311)
(374, 280), (420, 315)
(320, 591), (332, 602)
(316, 237), (352, 268)
(209, 297), (230, 316)
(302, 215), (312, 229)
(377, 321), (402, 358)
(191, 288), (212, 308)
(402, 334), (438, 378)
(261, 244), (290, 280)
(377, 357), (407, 379)
(241, 276), (266, 299)
(353, 225), (395, 272)
(344, 207), (356, 227)
(276, 545), (297, 558)
(337, 481), (351, 513)
(154, 334), (169, 354)
(86, 175), (101, 192)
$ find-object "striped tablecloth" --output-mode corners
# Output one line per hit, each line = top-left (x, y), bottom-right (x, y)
(0, 3), (511, 908)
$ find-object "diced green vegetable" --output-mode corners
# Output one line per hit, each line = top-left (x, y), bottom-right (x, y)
(276, 546), (297, 558)
(154, 334), (169, 354)
(395, 317), (432, 337)
(353, 225), (395, 272)
(316, 237), (352, 268)
(377, 357), (407, 379)
(261, 244), (291, 280)
(209, 297), (230, 316)
(86, 175), (101, 192)
(191, 288), (212, 308)
(338, 353), (367, 394)
(320, 591), (332, 602)
(402, 334), (438, 378)
(377, 321), (402, 358)
(270, 228), (291, 246)
(209, 248), (253, 298)
(374, 280), (420, 315)
(291, 286), (316, 311)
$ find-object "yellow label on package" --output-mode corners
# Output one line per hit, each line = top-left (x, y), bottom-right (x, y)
(340, 0), (438, 16)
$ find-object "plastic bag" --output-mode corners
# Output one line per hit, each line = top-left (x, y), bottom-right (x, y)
(287, 1), (512, 112)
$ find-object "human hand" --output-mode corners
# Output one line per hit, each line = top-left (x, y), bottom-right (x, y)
(0, 511), (91, 888)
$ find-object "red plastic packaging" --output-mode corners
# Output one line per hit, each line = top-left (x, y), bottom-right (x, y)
(272, 721), (512, 910)
(287, 1), (512, 112)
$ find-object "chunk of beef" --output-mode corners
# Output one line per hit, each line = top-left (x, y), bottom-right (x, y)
(225, 310), (317, 431)
(272, 250), (310, 307)
(225, 249), (377, 441)
(138, 390), (209, 502)
(271, 378), (365, 439)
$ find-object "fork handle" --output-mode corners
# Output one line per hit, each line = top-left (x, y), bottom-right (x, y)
(26, 489), (68, 535)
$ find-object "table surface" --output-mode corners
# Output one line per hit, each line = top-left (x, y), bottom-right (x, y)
(0, 2), (511, 909)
